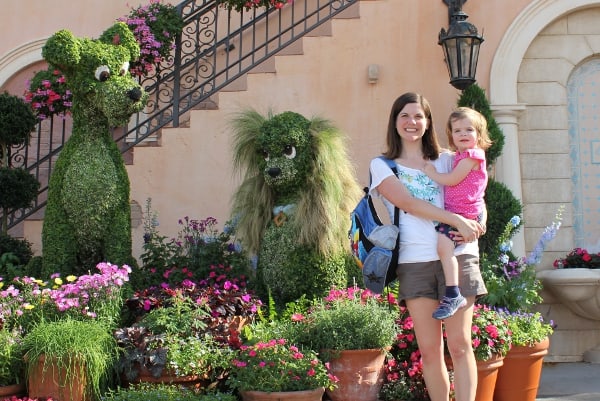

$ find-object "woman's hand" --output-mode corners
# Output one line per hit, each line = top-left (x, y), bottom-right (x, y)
(451, 215), (484, 243)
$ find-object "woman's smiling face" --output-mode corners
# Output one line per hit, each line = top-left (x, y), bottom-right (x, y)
(396, 102), (428, 143)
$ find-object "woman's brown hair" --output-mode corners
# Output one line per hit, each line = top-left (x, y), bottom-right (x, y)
(382, 92), (440, 160)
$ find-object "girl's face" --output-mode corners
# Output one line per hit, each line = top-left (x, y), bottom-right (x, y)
(396, 103), (429, 143)
(450, 117), (478, 152)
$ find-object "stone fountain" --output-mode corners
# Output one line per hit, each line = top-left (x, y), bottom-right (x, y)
(538, 268), (600, 362)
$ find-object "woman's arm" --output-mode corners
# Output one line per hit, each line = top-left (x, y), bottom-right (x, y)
(377, 175), (483, 241)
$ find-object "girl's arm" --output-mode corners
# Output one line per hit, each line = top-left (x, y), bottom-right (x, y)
(423, 157), (479, 186)
(377, 175), (483, 241)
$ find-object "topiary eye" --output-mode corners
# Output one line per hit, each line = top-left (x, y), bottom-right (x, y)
(119, 62), (129, 76)
(283, 145), (296, 159)
(95, 65), (110, 82)
(261, 149), (270, 161)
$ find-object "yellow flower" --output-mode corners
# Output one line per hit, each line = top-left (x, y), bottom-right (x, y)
(24, 303), (35, 310)
(54, 277), (63, 286)
(66, 275), (77, 282)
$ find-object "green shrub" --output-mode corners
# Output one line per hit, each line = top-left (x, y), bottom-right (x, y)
(0, 234), (33, 280)
(479, 179), (522, 259)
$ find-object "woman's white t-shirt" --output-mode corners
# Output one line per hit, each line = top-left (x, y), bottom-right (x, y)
(369, 153), (478, 264)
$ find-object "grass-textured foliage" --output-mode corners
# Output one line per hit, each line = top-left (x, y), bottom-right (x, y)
(22, 319), (118, 400)
(102, 383), (237, 401)
(291, 287), (398, 358)
(230, 109), (362, 305)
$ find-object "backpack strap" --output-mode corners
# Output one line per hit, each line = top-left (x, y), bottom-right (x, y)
(376, 157), (401, 286)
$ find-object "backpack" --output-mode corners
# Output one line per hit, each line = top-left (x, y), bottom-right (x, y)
(349, 157), (400, 294)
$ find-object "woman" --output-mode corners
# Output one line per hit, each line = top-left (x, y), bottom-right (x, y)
(369, 92), (487, 401)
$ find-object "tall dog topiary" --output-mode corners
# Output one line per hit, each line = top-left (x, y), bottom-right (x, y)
(41, 22), (147, 276)
(230, 109), (363, 306)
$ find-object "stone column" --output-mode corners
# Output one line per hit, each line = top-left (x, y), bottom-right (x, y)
(491, 104), (526, 257)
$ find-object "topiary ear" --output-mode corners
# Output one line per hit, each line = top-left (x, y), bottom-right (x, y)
(99, 22), (140, 63)
(42, 29), (81, 70)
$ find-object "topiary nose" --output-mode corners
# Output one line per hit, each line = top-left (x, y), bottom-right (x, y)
(127, 87), (142, 101)
(267, 167), (281, 178)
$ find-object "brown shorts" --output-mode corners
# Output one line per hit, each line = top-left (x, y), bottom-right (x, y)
(396, 254), (487, 302)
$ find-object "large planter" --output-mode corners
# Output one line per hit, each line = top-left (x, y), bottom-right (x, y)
(240, 387), (325, 401)
(127, 364), (208, 389)
(0, 383), (26, 399)
(325, 348), (387, 401)
(493, 337), (550, 401)
(475, 353), (504, 401)
(27, 354), (88, 401)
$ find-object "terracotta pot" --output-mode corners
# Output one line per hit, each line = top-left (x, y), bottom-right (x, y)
(475, 353), (504, 401)
(325, 348), (387, 401)
(27, 354), (88, 401)
(240, 387), (325, 401)
(127, 364), (208, 389)
(0, 383), (26, 398)
(493, 337), (550, 401)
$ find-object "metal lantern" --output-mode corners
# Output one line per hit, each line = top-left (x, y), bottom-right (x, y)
(439, 0), (484, 90)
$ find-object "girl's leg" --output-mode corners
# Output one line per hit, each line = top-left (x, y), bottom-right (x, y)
(433, 233), (466, 320)
(406, 297), (451, 401)
(444, 297), (477, 401)
(438, 232), (459, 286)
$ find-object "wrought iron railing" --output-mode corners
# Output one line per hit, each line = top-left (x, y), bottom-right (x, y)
(3, 0), (358, 232)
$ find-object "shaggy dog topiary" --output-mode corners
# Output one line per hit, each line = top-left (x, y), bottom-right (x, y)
(230, 109), (362, 305)
(41, 23), (147, 276)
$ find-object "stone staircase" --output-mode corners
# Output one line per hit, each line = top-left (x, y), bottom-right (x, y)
(23, 0), (383, 258)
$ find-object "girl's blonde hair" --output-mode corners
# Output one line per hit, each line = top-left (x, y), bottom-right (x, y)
(445, 106), (492, 151)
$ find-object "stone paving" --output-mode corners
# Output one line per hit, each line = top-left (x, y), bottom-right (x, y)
(536, 362), (600, 400)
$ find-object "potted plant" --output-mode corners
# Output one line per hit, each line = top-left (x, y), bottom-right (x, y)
(117, 1), (184, 77)
(21, 318), (119, 401)
(379, 304), (430, 401)
(468, 304), (512, 401)
(217, 0), (294, 12)
(478, 210), (562, 401)
(22, 69), (72, 121)
(102, 382), (238, 401)
(289, 287), (398, 401)
(0, 262), (131, 335)
(116, 288), (236, 386)
(493, 311), (554, 401)
(554, 247), (600, 269)
(227, 338), (336, 401)
(0, 327), (26, 398)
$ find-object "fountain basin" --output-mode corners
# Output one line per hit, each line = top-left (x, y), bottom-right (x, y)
(538, 268), (600, 320)
(538, 268), (600, 362)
